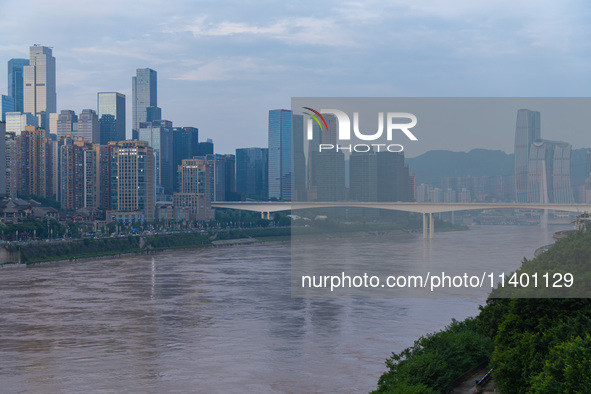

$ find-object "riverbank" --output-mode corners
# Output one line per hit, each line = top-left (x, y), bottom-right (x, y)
(373, 227), (590, 393)
(2, 221), (468, 266)
(3, 229), (281, 266)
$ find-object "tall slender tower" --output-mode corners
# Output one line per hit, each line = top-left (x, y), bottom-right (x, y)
(132, 68), (160, 139)
(514, 109), (540, 202)
(8, 58), (29, 113)
(23, 45), (56, 130)
(268, 109), (292, 201)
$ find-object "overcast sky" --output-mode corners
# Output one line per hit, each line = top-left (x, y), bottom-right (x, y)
(1, 0), (590, 156)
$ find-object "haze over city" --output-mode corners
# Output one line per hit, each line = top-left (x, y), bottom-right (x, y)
(1, 0), (590, 155)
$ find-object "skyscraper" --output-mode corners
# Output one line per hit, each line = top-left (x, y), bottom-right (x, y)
(57, 110), (77, 139)
(527, 140), (574, 204)
(95, 143), (117, 211)
(98, 92), (125, 143)
(6, 112), (38, 135)
(0, 95), (15, 122)
(0, 122), (5, 197)
(172, 126), (199, 191)
(268, 109), (292, 201)
(292, 114), (306, 201)
(196, 139), (214, 156)
(307, 114), (340, 202)
(132, 68), (160, 138)
(376, 151), (410, 202)
(23, 45), (57, 130)
(173, 158), (213, 221)
(236, 147), (268, 200)
(138, 120), (173, 195)
(17, 126), (52, 197)
(6, 133), (18, 198)
(77, 109), (100, 143)
(58, 136), (94, 210)
(223, 154), (238, 201)
(8, 58), (29, 113)
(110, 140), (155, 222)
(204, 154), (227, 202)
(514, 109), (540, 202)
(349, 151), (377, 202)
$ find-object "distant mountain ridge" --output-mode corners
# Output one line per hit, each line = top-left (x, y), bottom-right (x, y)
(407, 148), (590, 194)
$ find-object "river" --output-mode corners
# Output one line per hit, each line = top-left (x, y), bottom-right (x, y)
(0, 224), (570, 393)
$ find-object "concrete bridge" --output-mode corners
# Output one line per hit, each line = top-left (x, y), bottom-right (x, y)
(211, 202), (591, 239)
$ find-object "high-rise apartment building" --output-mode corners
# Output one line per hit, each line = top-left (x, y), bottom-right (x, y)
(58, 136), (94, 210)
(514, 109), (541, 202)
(17, 126), (52, 197)
(95, 143), (117, 211)
(8, 58), (29, 113)
(173, 158), (213, 221)
(110, 140), (155, 222)
(5, 133), (18, 198)
(0, 122), (5, 196)
(77, 109), (99, 143)
(23, 45), (56, 130)
(98, 92), (125, 143)
(132, 68), (160, 138)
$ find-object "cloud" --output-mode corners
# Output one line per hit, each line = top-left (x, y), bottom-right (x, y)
(165, 15), (355, 47)
(171, 57), (282, 81)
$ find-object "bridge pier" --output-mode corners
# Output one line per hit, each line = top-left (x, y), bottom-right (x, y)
(423, 213), (435, 239)
(540, 209), (548, 228)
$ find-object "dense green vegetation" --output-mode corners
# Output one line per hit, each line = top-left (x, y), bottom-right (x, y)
(20, 236), (143, 263)
(373, 229), (591, 393)
(19, 233), (211, 264)
(0, 219), (66, 241)
(373, 318), (493, 393)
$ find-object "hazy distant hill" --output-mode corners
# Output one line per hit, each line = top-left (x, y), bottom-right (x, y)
(407, 149), (514, 185)
(407, 148), (590, 196)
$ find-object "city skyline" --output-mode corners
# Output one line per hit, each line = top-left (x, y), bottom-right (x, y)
(1, 1), (590, 155)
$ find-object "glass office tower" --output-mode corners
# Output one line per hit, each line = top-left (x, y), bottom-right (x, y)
(98, 92), (126, 143)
